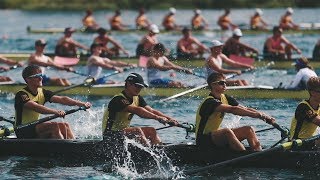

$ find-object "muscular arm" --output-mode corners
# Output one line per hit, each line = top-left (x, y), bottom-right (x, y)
(221, 54), (253, 69)
(24, 101), (58, 115)
(207, 57), (239, 74)
(108, 37), (128, 54)
(50, 95), (91, 107)
(124, 105), (163, 121)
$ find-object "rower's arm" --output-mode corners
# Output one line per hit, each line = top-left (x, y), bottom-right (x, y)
(0, 56), (21, 66)
(125, 105), (164, 121)
(108, 37), (128, 54)
(282, 37), (301, 53)
(70, 39), (89, 51)
(28, 55), (50, 67)
(238, 42), (258, 54)
(207, 57), (240, 74)
(24, 101), (59, 115)
(221, 54), (253, 69)
(50, 95), (91, 108)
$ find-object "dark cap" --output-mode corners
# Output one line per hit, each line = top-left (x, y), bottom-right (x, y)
(35, 39), (47, 46)
(293, 57), (309, 68)
(22, 65), (41, 80)
(97, 27), (107, 35)
(64, 27), (76, 34)
(125, 73), (148, 87)
(307, 76), (320, 92)
(273, 26), (283, 33)
(207, 72), (225, 86)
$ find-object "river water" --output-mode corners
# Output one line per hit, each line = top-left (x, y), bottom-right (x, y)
(0, 8), (320, 179)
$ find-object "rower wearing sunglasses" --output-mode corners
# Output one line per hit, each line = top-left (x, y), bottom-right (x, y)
(102, 73), (178, 146)
(14, 65), (91, 139)
(195, 72), (275, 151)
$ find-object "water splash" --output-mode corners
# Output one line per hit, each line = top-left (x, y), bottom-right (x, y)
(113, 137), (184, 179)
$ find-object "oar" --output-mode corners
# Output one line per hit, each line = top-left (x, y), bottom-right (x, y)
(181, 134), (320, 176)
(160, 68), (252, 102)
(68, 69), (87, 76)
(15, 106), (88, 131)
(95, 66), (136, 84)
(179, 68), (206, 79)
(156, 122), (195, 132)
(0, 126), (14, 137)
(53, 77), (95, 95)
(0, 65), (19, 73)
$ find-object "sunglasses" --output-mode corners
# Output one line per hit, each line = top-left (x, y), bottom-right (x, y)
(28, 73), (43, 79)
(211, 80), (227, 86)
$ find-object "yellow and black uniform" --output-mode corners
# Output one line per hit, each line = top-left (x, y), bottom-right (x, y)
(102, 91), (147, 134)
(195, 93), (239, 147)
(14, 87), (54, 138)
(290, 100), (319, 140)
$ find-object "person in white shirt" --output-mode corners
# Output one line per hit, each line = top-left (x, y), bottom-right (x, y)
(285, 57), (317, 90)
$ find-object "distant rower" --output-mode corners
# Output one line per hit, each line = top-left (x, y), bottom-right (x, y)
(191, 9), (209, 30)
(136, 24), (159, 57)
(217, 9), (237, 30)
(162, 7), (179, 31)
(82, 9), (99, 32)
(279, 7), (299, 30)
(136, 8), (151, 30)
(109, 10), (127, 31)
(250, 8), (268, 30)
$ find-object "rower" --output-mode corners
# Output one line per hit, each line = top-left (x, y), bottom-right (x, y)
(109, 10), (127, 31)
(206, 40), (254, 86)
(289, 77), (320, 142)
(250, 8), (268, 30)
(14, 65), (91, 139)
(147, 43), (193, 88)
(191, 9), (209, 30)
(279, 7), (299, 30)
(312, 39), (320, 61)
(136, 8), (151, 30)
(136, 24), (159, 57)
(29, 39), (72, 86)
(176, 27), (209, 60)
(55, 27), (89, 57)
(195, 72), (275, 151)
(263, 26), (301, 60)
(102, 73), (178, 146)
(82, 9), (99, 32)
(93, 27), (129, 58)
(222, 28), (259, 57)
(217, 9), (237, 30)
(0, 55), (23, 82)
(285, 57), (317, 90)
(87, 43), (135, 84)
(162, 7), (179, 31)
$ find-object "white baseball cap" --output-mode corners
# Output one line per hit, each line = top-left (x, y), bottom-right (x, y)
(233, 28), (243, 37)
(169, 7), (176, 14)
(211, 40), (223, 47)
(195, 9), (201, 14)
(255, 8), (263, 15)
(149, 24), (160, 34)
(287, 7), (294, 14)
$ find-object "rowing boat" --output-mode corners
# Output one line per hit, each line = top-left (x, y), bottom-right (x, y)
(0, 53), (317, 69)
(0, 137), (319, 170)
(0, 83), (309, 99)
(26, 26), (320, 35)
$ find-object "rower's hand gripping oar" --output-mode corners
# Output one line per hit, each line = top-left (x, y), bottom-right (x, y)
(160, 68), (253, 102)
(178, 134), (320, 177)
(15, 106), (88, 131)
(0, 65), (20, 73)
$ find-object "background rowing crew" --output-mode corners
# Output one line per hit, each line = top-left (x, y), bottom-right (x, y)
(10, 66), (320, 153)
(82, 7), (303, 31)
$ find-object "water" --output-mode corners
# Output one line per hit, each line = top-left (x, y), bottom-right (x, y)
(0, 8), (320, 179)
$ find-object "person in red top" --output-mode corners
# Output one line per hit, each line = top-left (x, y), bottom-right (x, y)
(263, 26), (301, 60)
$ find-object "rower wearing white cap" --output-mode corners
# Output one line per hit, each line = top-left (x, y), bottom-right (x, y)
(162, 7), (179, 31)
(279, 7), (299, 30)
(191, 9), (209, 30)
(136, 24), (160, 57)
(206, 40), (254, 86)
(250, 8), (268, 30)
(222, 28), (259, 57)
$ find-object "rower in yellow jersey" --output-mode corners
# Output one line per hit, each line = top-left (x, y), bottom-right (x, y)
(250, 8), (268, 30)
(102, 73), (178, 146)
(191, 9), (208, 30)
(195, 72), (275, 151)
(290, 77), (320, 141)
(14, 65), (91, 139)
(82, 9), (99, 32)
(135, 8), (151, 30)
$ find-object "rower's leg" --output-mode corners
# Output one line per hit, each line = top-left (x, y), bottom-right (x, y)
(0, 76), (12, 82)
(124, 127), (151, 146)
(49, 78), (64, 86)
(141, 127), (162, 145)
(61, 78), (71, 86)
(285, 45), (293, 60)
(35, 122), (64, 139)
(211, 128), (246, 151)
(168, 81), (185, 88)
(233, 126), (262, 151)
(58, 122), (75, 139)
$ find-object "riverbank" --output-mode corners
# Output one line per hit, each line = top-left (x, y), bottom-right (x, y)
(1, 0), (319, 10)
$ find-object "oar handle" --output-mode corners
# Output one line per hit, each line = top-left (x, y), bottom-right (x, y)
(15, 106), (88, 131)
(270, 122), (289, 138)
(167, 122), (195, 132)
(0, 65), (19, 73)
